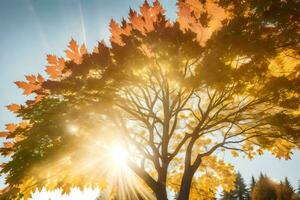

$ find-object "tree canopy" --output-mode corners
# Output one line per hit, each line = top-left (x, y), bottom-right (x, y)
(0, 0), (299, 199)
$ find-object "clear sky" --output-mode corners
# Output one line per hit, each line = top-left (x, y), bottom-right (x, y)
(0, 0), (299, 198)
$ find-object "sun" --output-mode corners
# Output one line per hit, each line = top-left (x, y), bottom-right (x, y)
(109, 144), (128, 167)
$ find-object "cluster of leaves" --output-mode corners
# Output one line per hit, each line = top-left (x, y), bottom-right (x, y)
(0, 40), (90, 199)
(169, 156), (236, 200)
(0, 0), (299, 199)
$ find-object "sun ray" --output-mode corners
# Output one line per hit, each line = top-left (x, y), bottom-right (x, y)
(78, 0), (87, 46)
(26, 0), (51, 52)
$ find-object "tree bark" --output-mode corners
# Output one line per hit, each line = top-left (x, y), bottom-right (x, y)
(154, 184), (168, 200)
(177, 168), (195, 200)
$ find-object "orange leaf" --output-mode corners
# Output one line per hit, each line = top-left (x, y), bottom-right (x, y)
(110, 19), (125, 45)
(47, 55), (58, 65)
(37, 74), (45, 83)
(45, 66), (61, 78)
(45, 55), (65, 79)
(6, 123), (17, 132)
(65, 39), (81, 64)
(3, 142), (14, 148)
(34, 95), (44, 104)
(0, 132), (8, 137)
(140, 1), (154, 32)
(129, 9), (145, 34)
(15, 81), (39, 95)
(185, 0), (202, 11)
(177, 4), (193, 31)
(153, 0), (164, 15)
(6, 104), (21, 113)
(80, 44), (87, 55)
(25, 75), (36, 83)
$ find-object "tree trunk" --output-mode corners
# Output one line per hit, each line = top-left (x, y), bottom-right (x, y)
(154, 184), (168, 200)
(177, 169), (194, 200)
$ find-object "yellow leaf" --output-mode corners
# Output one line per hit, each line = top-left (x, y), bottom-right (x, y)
(231, 150), (239, 157)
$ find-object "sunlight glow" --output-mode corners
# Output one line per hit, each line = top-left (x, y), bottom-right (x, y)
(67, 124), (79, 135)
(110, 145), (128, 167)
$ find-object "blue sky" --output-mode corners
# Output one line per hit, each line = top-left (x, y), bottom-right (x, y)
(0, 0), (299, 196)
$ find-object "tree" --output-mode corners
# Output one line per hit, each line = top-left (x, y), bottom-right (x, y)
(220, 190), (235, 200)
(252, 175), (277, 200)
(284, 177), (295, 200)
(253, 175), (298, 200)
(277, 177), (297, 200)
(1, 0), (300, 200)
(249, 176), (256, 199)
(220, 172), (248, 200)
(236, 173), (248, 200)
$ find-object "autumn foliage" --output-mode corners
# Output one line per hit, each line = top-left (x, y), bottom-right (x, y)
(1, 0), (300, 199)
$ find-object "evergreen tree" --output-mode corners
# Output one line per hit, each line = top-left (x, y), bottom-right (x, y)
(220, 172), (248, 200)
(259, 173), (265, 180)
(249, 176), (256, 199)
(245, 192), (250, 200)
(277, 177), (296, 200)
(220, 190), (235, 200)
(236, 173), (249, 200)
(277, 181), (287, 200)
(284, 177), (295, 199)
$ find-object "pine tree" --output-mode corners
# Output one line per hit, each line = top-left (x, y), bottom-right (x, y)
(236, 173), (249, 200)
(245, 192), (251, 200)
(220, 172), (248, 200)
(220, 190), (235, 200)
(249, 176), (256, 199)
(277, 181), (285, 200)
(259, 173), (265, 180)
(276, 177), (295, 200)
(284, 177), (295, 199)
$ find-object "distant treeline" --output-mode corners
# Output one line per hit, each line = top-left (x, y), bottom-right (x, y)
(220, 173), (300, 200)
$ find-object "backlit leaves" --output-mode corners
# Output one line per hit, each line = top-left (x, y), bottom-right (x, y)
(110, 0), (165, 45)
(1, 0), (300, 199)
(178, 0), (227, 45)
(6, 104), (21, 113)
(5, 123), (17, 133)
(45, 55), (65, 79)
(15, 81), (40, 96)
(3, 142), (14, 149)
(0, 132), (8, 138)
(65, 39), (87, 64)
(110, 19), (131, 45)
(15, 74), (44, 96)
